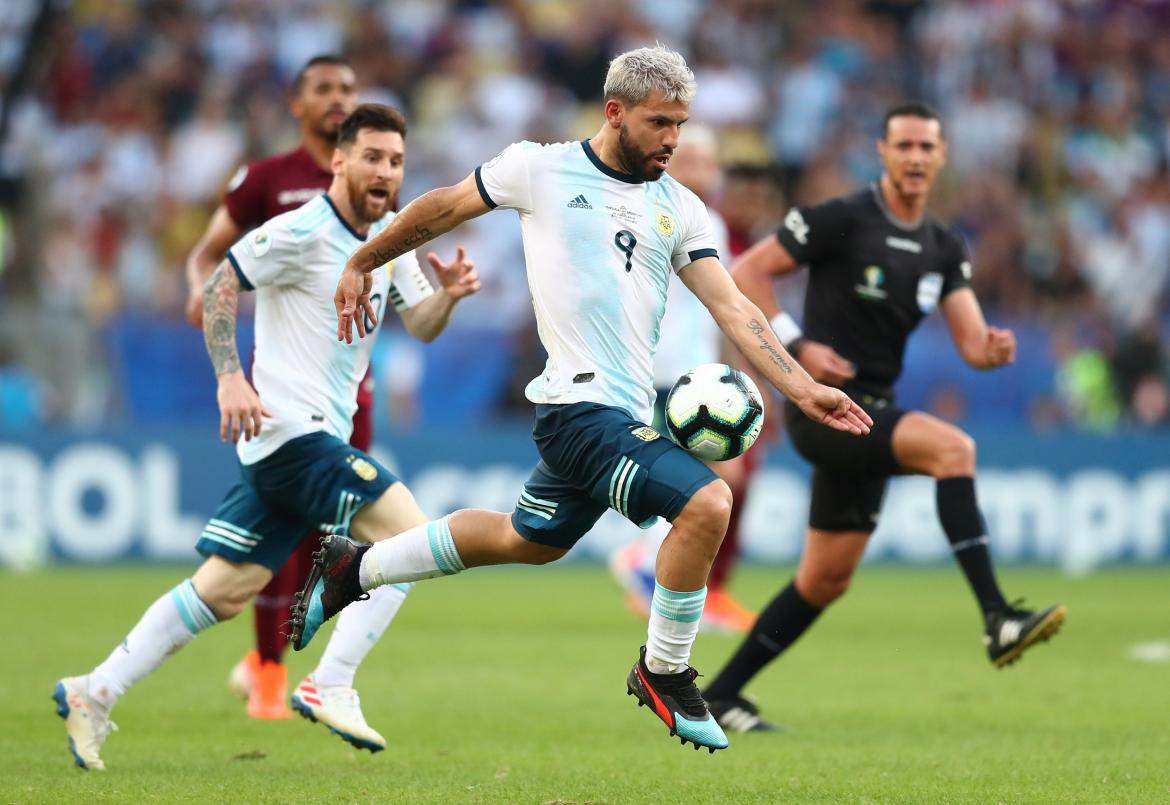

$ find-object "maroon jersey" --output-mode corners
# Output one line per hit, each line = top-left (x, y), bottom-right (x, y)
(223, 145), (376, 437)
(223, 146), (333, 230)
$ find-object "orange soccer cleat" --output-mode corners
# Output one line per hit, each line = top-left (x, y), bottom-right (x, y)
(246, 659), (293, 720)
(701, 587), (757, 633)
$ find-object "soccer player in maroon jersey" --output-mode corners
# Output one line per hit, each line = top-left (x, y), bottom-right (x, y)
(184, 54), (363, 719)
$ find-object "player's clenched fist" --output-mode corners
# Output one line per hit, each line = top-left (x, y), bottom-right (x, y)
(983, 326), (1016, 367)
(216, 370), (271, 444)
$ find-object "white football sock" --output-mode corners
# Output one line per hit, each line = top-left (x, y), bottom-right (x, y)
(645, 581), (706, 674)
(313, 582), (410, 688)
(358, 515), (465, 589)
(88, 579), (217, 709)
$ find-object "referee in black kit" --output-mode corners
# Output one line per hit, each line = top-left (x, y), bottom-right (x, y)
(702, 103), (1066, 733)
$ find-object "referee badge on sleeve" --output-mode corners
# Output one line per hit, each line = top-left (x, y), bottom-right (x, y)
(917, 272), (943, 313)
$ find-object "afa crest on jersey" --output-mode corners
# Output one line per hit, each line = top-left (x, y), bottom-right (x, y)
(347, 455), (378, 481)
(631, 425), (660, 442)
(656, 213), (674, 237)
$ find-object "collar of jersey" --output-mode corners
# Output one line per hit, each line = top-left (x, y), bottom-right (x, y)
(870, 183), (923, 232)
(322, 193), (368, 241)
(580, 140), (643, 184)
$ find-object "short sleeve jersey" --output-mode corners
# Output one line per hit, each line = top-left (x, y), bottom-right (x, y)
(475, 140), (720, 422)
(653, 205), (730, 388)
(774, 185), (972, 397)
(226, 195), (433, 464)
(223, 146), (333, 230)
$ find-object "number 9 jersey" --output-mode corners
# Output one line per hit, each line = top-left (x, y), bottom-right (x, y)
(475, 140), (720, 424)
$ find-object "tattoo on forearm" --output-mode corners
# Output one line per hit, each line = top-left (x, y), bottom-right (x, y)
(203, 263), (241, 376)
(747, 319), (793, 374)
(367, 225), (434, 270)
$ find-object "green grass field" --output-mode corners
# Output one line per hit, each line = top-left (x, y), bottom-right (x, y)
(2, 564), (1167, 803)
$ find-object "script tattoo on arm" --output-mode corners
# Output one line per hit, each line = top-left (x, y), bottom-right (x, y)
(203, 262), (242, 376)
(367, 225), (434, 271)
(747, 318), (793, 374)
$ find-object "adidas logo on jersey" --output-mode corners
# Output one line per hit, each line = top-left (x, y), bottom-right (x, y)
(567, 194), (592, 209)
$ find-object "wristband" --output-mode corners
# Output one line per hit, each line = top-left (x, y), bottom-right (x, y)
(770, 312), (803, 350)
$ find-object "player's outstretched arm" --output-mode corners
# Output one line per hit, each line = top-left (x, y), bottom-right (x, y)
(202, 261), (270, 444)
(398, 246), (482, 342)
(682, 257), (872, 435)
(185, 206), (244, 329)
(337, 173), (492, 343)
(940, 288), (1016, 369)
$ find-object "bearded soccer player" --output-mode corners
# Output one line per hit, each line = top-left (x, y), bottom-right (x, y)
(54, 104), (481, 770)
(701, 102), (1067, 733)
(290, 46), (871, 754)
(184, 55), (381, 720)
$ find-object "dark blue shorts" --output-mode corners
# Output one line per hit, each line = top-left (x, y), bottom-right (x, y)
(195, 431), (398, 571)
(511, 402), (717, 549)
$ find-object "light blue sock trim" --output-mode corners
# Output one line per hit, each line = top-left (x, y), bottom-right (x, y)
(390, 583), (412, 594)
(651, 582), (707, 623)
(170, 579), (217, 634)
(426, 516), (465, 575)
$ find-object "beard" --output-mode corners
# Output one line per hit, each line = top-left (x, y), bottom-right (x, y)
(618, 125), (669, 181)
(345, 174), (386, 224)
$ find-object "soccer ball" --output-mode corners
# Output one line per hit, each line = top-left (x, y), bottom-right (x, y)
(664, 363), (764, 461)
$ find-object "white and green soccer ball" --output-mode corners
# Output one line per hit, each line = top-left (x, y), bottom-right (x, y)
(664, 363), (765, 461)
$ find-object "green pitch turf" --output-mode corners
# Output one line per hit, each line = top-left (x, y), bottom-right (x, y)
(2, 564), (1167, 803)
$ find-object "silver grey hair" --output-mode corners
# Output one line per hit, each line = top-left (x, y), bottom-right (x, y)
(603, 45), (696, 107)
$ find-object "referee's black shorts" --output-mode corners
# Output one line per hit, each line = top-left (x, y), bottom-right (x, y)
(783, 392), (908, 533)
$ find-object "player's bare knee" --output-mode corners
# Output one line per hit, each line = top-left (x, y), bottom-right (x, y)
(680, 479), (733, 538)
(799, 567), (853, 607)
(935, 432), (976, 477)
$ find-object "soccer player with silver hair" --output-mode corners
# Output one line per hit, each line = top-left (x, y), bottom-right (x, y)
(291, 45), (871, 754)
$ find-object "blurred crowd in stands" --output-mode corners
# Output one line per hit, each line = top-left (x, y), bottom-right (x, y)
(0, 0), (1167, 431)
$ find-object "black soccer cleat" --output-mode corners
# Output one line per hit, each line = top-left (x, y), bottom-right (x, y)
(705, 695), (781, 734)
(288, 533), (369, 651)
(985, 601), (1067, 668)
(626, 646), (728, 753)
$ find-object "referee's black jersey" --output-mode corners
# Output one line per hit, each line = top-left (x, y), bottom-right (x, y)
(774, 185), (972, 398)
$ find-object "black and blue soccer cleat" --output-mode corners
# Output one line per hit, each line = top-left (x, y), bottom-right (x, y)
(626, 645), (729, 753)
(289, 534), (368, 651)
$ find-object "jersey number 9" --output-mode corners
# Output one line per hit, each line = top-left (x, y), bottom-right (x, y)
(614, 230), (637, 272)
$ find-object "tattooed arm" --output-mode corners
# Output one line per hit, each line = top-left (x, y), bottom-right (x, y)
(336, 172), (492, 343)
(203, 261), (269, 443)
(679, 257), (872, 435)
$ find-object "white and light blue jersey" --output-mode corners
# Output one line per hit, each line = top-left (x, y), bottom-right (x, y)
(475, 140), (720, 423)
(226, 194), (433, 464)
(653, 205), (730, 389)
